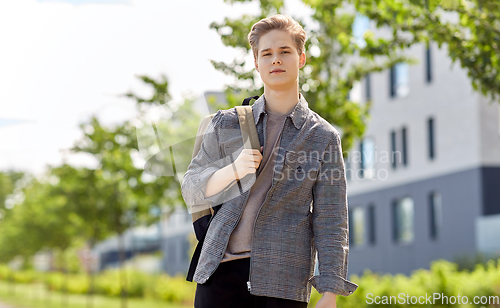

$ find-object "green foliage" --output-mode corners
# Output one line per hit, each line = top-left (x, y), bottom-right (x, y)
(2, 258), (500, 306)
(94, 269), (149, 298)
(0, 264), (9, 280)
(334, 259), (500, 308)
(51, 246), (86, 274)
(45, 271), (88, 294)
(151, 274), (196, 304)
(453, 251), (500, 272)
(353, 0), (500, 101)
(0, 176), (80, 263)
(0, 265), (196, 304)
(11, 269), (36, 284)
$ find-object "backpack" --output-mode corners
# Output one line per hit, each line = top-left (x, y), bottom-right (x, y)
(186, 96), (261, 282)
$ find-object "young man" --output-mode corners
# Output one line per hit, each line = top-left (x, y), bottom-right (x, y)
(181, 14), (358, 308)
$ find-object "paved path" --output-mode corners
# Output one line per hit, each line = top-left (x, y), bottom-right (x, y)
(0, 302), (17, 308)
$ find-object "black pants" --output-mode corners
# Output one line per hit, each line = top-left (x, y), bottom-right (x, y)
(194, 257), (308, 308)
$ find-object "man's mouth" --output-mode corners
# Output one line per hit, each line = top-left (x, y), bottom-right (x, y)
(271, 69), (285, 73)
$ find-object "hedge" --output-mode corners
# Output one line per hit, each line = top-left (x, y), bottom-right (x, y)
(1, 258), (500, 307)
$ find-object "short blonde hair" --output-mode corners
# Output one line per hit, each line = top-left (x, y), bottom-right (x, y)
(248, 14), (306, 60)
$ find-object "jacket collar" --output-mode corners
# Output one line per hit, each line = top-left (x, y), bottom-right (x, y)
(252, 92), (309, 130)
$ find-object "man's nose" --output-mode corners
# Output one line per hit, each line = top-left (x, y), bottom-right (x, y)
(272, 55), (282, 65)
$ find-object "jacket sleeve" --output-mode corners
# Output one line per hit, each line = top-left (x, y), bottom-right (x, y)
(180, 110), (236, 209)
(309, 130), (358, 296)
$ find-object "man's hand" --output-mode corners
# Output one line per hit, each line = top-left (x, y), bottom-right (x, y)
(205, 146), (263, 198)
(232, 147), (263, 180)
(315, 291), (337, 308)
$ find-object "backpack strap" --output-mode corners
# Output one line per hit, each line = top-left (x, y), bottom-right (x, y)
(236, 95), (260, 150)
(235, 105), (260, 150)
(242, 95), (260, 106)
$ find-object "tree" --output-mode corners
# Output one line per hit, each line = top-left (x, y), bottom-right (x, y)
(68, 74), (201, 308)
(0, 173), (80, 302)
(0, 175), (78, 263)
(352, 0), (500, 101)
(69, 117), (167, 308)
(48, 164), (114, 308)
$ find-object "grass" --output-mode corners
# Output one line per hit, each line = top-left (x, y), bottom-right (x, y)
(0, 280), (192, 308)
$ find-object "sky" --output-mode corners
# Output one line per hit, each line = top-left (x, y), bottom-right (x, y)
(0, 0), (314, 176)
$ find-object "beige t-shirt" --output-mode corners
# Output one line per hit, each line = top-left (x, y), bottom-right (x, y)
(221, 108), (289, 263)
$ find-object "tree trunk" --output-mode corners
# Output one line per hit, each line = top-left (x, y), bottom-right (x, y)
(61, 250), (69, 307)
(118, 233), (127, 308)
(87, 240), (96, 308)
(61, 251), (69, 308)
(8, 268), (15, 296)
(45, 251), (53, 307)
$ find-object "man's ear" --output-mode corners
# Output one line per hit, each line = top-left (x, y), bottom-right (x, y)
(299, 52), (306, 69)
(254, 58), (259, 73)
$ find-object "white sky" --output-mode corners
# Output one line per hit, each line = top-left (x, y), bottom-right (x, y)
(0, 0), (313, 176)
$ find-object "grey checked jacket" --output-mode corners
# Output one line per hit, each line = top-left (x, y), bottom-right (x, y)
(181, 94), (358, 303)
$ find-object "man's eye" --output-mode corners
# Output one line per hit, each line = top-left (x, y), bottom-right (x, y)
(282, 51), (289, 53)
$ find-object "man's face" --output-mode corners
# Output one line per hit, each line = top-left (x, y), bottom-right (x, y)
(254, 29), (306, 90)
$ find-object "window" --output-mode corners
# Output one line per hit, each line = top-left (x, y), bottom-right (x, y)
(428, 117), (435, 160)
(425, 46), (432, 83)
(359, 137), (376, 179)
(350, 206), (365, 246)
(390, 63), (410, 98)
(392, 197), (414, 244)
(390, 66), (395, 97)
(390, 130), (397, 169)
(429, 192), (442, 240)
(367, 204), (376, 245)
(390, 127), (408, 169)
(402, 126), (408, 166)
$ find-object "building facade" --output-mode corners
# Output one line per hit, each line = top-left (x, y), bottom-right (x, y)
(344, 36), (500, 276)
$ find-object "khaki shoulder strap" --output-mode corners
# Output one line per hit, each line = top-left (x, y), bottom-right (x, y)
(235, 106), (260, 150)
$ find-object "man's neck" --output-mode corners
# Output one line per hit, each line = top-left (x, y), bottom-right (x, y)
(263, 84), (300, 115)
